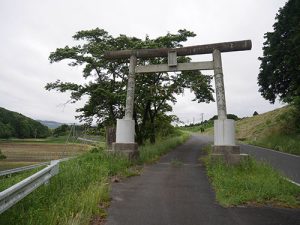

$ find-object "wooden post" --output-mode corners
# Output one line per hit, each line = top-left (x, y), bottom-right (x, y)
(124, 55), (137, 120)
(106, 126), (116, 150)
(213, 49), (227, 120)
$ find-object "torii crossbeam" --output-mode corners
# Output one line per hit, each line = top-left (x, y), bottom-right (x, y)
(104, 40), (252, 163)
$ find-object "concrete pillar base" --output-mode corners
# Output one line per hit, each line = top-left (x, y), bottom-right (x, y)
(116, 119), (135, 143)
(211, 145), (248, 164)
(112, 142), (139, 160)
(214, 119), (236, 145)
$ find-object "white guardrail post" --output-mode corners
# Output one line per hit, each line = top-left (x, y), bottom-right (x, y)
(0, 160), (59, 214)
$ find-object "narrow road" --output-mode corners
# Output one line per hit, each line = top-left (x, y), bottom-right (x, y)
(105, 136), (300, 225)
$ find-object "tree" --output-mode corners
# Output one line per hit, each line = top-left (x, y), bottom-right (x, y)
(53, 124), (70, 137)
(0, 107), (50, 139)
(258, 0), (300, 107)
(46, 28), (214, 144)
(0, 122), (13, 138)
(253, 111), (259, 116)
(209, 114), (240, 121)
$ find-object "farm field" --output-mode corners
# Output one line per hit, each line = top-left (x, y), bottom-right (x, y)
(0, 137), (103, 171)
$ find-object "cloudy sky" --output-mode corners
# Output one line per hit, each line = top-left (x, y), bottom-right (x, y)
(0, 0), (287, 124)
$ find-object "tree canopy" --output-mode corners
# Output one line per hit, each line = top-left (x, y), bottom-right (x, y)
(46, 28), (214, 144)
(0, 107), (50, 138)
(258, 0), (300, 107)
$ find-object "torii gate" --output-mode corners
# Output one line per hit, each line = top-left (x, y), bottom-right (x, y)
(104, 40), (252, 163)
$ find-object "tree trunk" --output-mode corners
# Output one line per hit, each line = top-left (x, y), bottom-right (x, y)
(149, 116), (156, 144)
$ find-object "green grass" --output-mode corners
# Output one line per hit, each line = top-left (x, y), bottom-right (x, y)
(139, 132), (190, 163)
(0, 135), (105, 144)
(0, 150), (131, 225)
(204, 148), (300, 207)
(0, 162), (37, 171)
(0, 136), (67, 144)
(0, 132), (189, 225)
(0, 167), (47, 192)
(249, 133), (300, 155)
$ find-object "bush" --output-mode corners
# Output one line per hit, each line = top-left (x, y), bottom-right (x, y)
(0, 149), (6, 160)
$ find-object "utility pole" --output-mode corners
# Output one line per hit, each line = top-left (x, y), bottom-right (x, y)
(200, 113), (204, 124)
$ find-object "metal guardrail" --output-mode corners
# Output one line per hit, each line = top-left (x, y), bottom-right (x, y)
(77, 137), (99, 144)
(0, 157), (74, 177)
(0, 160), (60, 214)
(0, 162), (50, 177)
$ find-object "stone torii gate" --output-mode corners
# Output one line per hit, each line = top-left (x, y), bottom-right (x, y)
(104, 40), (252, 163)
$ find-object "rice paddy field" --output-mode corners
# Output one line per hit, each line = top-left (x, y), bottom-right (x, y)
(0, 136), (104, 171)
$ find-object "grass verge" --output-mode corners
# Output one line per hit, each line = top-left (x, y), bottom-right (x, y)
(139, 132), (190, 163)
(0, 132), (189, 225)
(0, 162), (38, 171)
(0, 166), (47, 192)
(0, 150), (131, 225)
(249, 133), (300, 155)
(203, 146), (300, 208)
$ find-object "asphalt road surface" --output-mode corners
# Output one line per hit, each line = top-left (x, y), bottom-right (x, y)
(105, 135), (300, 225)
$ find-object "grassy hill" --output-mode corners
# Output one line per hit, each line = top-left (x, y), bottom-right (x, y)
(235, 106), (300, 155)
(185, 106), (300, 155)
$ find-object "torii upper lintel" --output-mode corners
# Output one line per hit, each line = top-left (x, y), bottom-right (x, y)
(104, 40), (252, 59)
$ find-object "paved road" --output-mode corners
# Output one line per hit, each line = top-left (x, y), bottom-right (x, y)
(105, 136), (300, 225)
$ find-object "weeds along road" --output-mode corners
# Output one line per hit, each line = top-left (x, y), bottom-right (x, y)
(240, 143), (300, 184)
(105, 135), (300, 225)
(195, 135), (300, 184)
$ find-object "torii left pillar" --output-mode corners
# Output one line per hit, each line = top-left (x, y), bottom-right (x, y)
(112, 55), (139, 158)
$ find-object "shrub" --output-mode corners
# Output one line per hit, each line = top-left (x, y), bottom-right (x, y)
(0, 149), (6, 160)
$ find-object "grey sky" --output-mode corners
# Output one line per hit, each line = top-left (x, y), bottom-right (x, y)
(0, 0), (286, 124)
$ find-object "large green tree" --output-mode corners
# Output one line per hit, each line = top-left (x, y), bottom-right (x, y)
(46, 28), (214, 144)
(258, 0), (300, 107)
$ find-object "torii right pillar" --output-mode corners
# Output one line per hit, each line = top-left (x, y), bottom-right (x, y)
(212, 49), (241, 164)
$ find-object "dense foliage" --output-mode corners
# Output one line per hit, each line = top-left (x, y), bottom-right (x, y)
(258, 0), (300, 108)
(52, 124), (70, 137)
(0, 107), (49, 138)
(181, 113), (240, 132)
(46, 28), (214, 144)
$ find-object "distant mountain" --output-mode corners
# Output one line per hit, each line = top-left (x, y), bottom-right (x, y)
(37, 120), (65, 129)
(0, 107), (50, 138)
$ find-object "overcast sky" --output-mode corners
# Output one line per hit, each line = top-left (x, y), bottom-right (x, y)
(0, 0), (287, 124)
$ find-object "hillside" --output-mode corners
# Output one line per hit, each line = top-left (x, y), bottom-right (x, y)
(236, 106), (300, 155)
(37, 120), (64, 129)
(187, 106), (300, 155)
(0, 107), (50, 138)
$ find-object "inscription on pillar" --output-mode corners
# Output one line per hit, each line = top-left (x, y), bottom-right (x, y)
(124, 55), (137, 120)
(213, 49), (227, 120)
